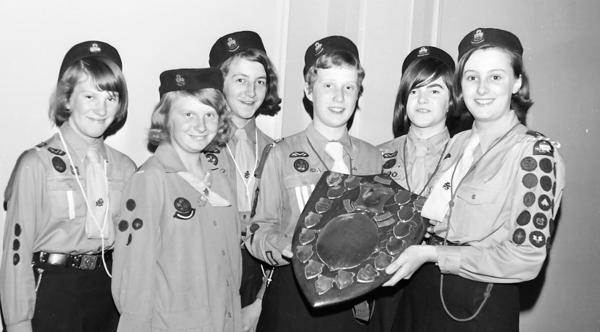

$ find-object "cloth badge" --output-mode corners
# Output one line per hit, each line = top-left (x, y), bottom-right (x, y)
(206, 153), (218, 166)
(520, 156), (537, 171)
(173, 197), (195, 220)
(294, 159), (309, 173)
(382, 151), (397, 159)
(516, 210), (531, 226)
(290, 151), (309, 158)
(529, 231), (546, 248)
(533, 212), (548, 229)
(533, 140), (554, 156)
(47, 147), (66, 156)
(513, 228), (526, 245)
(383, 159), (396, 169)
(52, 157), (67, 173)
(539, 158), (553, 173)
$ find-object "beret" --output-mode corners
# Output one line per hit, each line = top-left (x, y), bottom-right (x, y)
(209, 30), (266, 68)
(458, 28), (523, 60)
(58, 41), (122, 81)
(159, 68), (223, 98)
(402, 46), (455, 74)
(303, 36), (359, 76)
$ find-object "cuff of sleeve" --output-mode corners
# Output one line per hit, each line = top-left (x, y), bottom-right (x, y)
(6, 320), (32, 332)
(117, 312), (151, 332)
(436, 246), (462, 275)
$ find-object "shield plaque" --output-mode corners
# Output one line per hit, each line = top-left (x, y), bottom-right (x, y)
(291, 171), (428, 308)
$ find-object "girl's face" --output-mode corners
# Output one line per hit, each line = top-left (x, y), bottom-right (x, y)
(67, 75), (119, 143)
(169, 95), (219, 156)
(461, 48), (522, 124)
(406, 76), (449, 132)
(222, 58), (267, 124)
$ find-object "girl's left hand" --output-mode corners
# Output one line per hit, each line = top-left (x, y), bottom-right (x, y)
(242, 298), (262, 332)
(382, 245), (437, 287)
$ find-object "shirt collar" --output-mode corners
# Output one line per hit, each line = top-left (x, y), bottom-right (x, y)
(305, 122), (353, 156)
(228, 118), (258, 144)
(407, 127), (449, 154)
(154, 144), (188, 173)
(60, 122), (108, 162)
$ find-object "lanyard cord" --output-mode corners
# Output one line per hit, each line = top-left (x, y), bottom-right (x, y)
(225, 129), (259, 210)
(306, 137), (354, 175)
(402, 137), (449, 196)
(57, 131), (112, 278)
(438, 123), (519, 321)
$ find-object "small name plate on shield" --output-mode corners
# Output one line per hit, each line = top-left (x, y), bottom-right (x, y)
(291, 171), (428, 308)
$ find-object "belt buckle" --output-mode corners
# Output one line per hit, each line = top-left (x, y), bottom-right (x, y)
(79, 254), (98, 270)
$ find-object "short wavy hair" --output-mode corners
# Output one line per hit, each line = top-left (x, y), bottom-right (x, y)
(304, 51), (365, 98)
(219, 49), (281, 117)
(454, 45), (533, 125)
(48, 57), (128, 134)
(392, 57), (456, 138)
(147, 89), (232, 153)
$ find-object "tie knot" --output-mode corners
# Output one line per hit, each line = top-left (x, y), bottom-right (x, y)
(87, 145), (102, 163)
(414, 145), (429, 158)
(325, 141), (344, 161)
(235, 128), (250, 141)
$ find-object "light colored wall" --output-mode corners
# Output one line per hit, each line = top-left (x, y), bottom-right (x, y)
(1, 1), (598, 330)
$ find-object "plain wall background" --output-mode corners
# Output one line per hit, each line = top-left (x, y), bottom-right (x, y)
(1, 1), (598, 330)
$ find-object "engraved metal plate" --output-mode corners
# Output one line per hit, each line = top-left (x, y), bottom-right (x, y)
(79, 255), (98, 270)
(291, 172), (428, 308)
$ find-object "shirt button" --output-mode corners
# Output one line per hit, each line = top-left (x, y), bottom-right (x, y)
(213, 220), (217, 226)
(228, 311), (232, 318)
(222, 250), (226, 256)
(226, 280), (229, 287)
(221, 169), (226, 173)
(242, 214), (247, 220)
(471, 194), (477, 199)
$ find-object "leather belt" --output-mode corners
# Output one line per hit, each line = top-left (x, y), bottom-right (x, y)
(426, 234), (467, 247)
(32, 250), (113, 270)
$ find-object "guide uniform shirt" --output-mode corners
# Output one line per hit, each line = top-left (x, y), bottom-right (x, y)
(0, 122), (136, 332)
(245, 123), (383, 266)
(378, 128), (449, 195)
(112, 144), (242, 332)
(428, 123), (566, 283)
(204, 118), (273, 228)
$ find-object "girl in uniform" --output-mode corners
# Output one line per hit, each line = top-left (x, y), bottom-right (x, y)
(208, 30), (281, 332)
(383, 28), (566, 331)
(0, 41), (135, 332)
(375, 46), (455, 331)
(112, 68), (242, 332)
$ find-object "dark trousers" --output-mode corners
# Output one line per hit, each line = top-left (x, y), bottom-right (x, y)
(31, 261), (119, 332)
(256, 264), (385, 332)
(241, 247), (267, 307)
(392, 263), (519, 332)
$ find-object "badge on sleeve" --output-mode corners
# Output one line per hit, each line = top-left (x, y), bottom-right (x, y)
(533, 140), (554, 156)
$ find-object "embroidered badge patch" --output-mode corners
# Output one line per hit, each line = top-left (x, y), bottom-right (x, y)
(520, 156), (537, 171)
(533, 140), (554, 156)
(206, 153), (218, 166)
(523, 192), (536, 207)
(14, 224), (21, 236)
(516, 210), (531, 226)
(538, 195), (552, 211)
(294, 159), (309, 173)
(52, 157), (66, 173)
(383, 159), (397, 169)
(13, 253), (19, 265)
(249, 223), (260, 233)
(540, 176), (552, 192)
(290, 151), (309, 158)
(522, 173), (538, 189)
(118, 220), (129, 232)
(126, 199), (136, 211)
(47, 147), (66, 156)
(382, 151), (398, 159)
(539, 158), (553, 173)
(513, 228), (526, 245)
(173, 197), (195, 220)
(132, 218), (143, 230)
(529, 231), (546, 248)
(533, 212), (548, 229)
(13, 239), (20, 250)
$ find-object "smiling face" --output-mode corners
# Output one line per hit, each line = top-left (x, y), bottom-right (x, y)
(461, 48), (522, 124)
(67, 75), (119, 143)
(406, 76), (449, 133)
(222, 57), (267, 126)
(168, 95), (219, 156)
(305, 66), (359, 133)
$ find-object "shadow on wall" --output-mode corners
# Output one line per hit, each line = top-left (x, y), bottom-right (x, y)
(519, 207), (562, 311)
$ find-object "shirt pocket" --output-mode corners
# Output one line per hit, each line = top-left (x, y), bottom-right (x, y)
(453, 184), (502, 239)
(47, 176), (86, 221)
(284, 173), (322, 213)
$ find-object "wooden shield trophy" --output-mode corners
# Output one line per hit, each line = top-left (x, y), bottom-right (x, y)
(291, 171), (428, 308)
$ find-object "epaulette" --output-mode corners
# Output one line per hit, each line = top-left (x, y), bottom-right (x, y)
(254, 138), (284, 180)
(525, 130), (561, 149)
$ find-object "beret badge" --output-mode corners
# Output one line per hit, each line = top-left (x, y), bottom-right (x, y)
(175, 74), (185, 87)
(227, 37), (239, 52)
(417, 47), (429, 57)
(89, 43), (101, 53)
(472, 29), (484, 44)
(314, 42), (323, 56)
